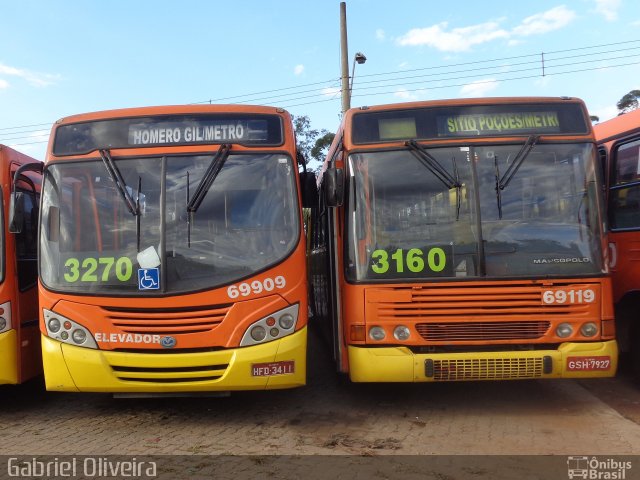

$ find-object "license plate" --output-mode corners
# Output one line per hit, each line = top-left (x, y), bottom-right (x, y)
(566, 356), (611, 371)
(251, 361), (295, 377)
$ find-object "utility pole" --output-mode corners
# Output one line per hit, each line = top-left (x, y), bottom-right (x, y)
(340, 2), (350, 114)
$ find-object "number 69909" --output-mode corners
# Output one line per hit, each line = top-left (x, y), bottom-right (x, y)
(227, 276), (286, 299)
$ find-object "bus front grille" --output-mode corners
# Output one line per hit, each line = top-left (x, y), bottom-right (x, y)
(426, 357), (544, 381)
(103, 304), (232, 335)
(110, 363), (229, 383)
(366, 282), (599, 344)
(415, 321), (550, 341)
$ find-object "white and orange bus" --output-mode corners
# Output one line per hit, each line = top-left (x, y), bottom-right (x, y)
(9, 105), (315, 393)
(309, 97), (617, 382)
(594, 109), (640, 379)
(0, 144), (41, 385)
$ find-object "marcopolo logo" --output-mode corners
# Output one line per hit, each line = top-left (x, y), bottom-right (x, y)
(567, 456), (632, 479)
(160, 336), (177, 348)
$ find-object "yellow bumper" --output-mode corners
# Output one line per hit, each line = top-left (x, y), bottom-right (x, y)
(348, 340), (618, 382)
(42, 327), (307, 392)
(0, 329), (19, 385)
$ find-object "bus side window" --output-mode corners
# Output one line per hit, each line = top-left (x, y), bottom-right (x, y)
(610, 138), (640, 230)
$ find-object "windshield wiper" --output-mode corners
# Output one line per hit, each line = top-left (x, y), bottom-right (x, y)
(406, 140), (462, 220)
(498, 134), (539, 190)
(186, 144), (232, 248)
(494, 135), (539, 219)
(187, 144), (231, 214)
(99, 149), (139, 216)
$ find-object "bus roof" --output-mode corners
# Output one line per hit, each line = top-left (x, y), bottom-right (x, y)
(54, 104), (292, 125)
(342, 96), (587, 120)
(340, 96), (591, 147)
(48, 104), (294, 157)
(593, 109), (640, 144)
(0, 144), (42, 164)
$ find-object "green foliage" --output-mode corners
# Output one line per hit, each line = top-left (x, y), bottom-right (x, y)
(293, 115), (334, 171)
(616, 90), (640, 114)
(311, 132), (335, 163)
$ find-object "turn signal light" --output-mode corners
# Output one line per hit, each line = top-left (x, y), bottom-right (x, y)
(350, 325), (365, 341)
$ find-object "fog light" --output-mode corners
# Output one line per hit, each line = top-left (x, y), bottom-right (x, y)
(48, 318), (61, 333)
(250, 325), (267, 342)
(580, 322), (598, 337)
(270, 327), (280, 337)
(369, 326), (386, 341)
(279, 314), (295, 330)
(556, 323), (573, 338)
(60, 331), (69, 341)
(393, 325), (411, 341)
(71, 329), (87, 344)
(0, 317), (6, 331)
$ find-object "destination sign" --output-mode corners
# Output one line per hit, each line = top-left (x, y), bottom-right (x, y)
(437, 112), (561, 136)
(128, 120), (265, 146)
(351, 102), (589, 144)
(53, 114), (284, 155)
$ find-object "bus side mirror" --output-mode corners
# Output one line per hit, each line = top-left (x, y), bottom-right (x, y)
(299, 171), (317, 208)
(8, 192), (25, 234)
(323, 168), (344, 207)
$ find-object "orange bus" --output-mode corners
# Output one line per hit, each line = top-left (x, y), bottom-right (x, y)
(309, 97), (617, 382)
(594, 109), (640, 379)
(0, 145), (42, 385)
(9, 105), (315, 393)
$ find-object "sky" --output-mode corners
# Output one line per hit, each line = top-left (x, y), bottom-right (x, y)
(1, 0), (640, 162)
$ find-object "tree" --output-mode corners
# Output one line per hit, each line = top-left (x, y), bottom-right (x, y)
(292, 115), (335, 172)
(616, 90), (640, 114)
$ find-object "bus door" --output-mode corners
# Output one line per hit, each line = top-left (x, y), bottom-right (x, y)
(11, 164), (40, 381)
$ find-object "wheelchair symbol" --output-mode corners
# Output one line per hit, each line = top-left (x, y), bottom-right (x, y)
(138, 268), (160, 290)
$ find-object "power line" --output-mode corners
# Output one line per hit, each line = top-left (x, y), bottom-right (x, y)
(189, 40), (640, 107)
(2, 39), (640, 136)
(0, 122), (52, 132)
(282, 60), (640, 108)
(0, 131), (50, 143)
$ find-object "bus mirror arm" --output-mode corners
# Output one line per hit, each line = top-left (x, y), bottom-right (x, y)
(300, 171), (317, 208)
(323, 168), (344, 207)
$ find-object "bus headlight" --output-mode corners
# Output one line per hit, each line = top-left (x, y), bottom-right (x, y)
(393, 325), (411, 341)
(48, 317), (61, 333)
(556, 323), (573, 338)
(43, 309), (98, 349)
(240, 304), (299, 346)
(0, 317), (6, 331)
(279, 314), (295, 330)
(369, 326), (386, 341)
(250, 326), (267, 342)
(580, 322), (598, 337)
(71, 329), (87, 345)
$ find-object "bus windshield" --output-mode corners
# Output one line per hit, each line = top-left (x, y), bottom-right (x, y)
(40, 153), (299, 294)
(346, 142), (604, 281)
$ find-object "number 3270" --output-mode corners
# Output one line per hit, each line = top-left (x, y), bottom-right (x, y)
(64, 257), (133, 283)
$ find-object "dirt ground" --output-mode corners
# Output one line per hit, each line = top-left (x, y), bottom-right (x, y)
(1, 326), (639, 479)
